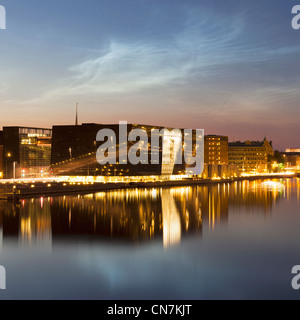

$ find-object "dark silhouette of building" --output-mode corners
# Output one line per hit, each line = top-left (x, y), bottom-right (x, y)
(51, 123), (202, 178)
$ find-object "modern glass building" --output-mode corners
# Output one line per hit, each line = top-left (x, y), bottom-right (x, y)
(3, 127), (52, 178)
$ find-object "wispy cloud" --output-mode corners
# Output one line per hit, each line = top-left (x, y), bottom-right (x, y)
(24, 9), (249, 103)
(3, 2), (300, 127)
(58, 41), (193, 94)
(26, 6), (300, 108)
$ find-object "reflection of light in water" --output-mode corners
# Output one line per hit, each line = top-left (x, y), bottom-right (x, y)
(69, 207), (72, 227)
(161, 189), (181, 248)
(0, 214), (3, 251)
(209, 193), (215, 230)
(151, 189), (157, 199)
(19, 200), (52, 248)
(185, 210), (189, 231)
(260, 181), (285, 191)
(0, 225), (3, 251)
(20, 218), (32, 243)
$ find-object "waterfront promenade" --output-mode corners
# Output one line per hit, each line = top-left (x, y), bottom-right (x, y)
(0, 172), (297, 200)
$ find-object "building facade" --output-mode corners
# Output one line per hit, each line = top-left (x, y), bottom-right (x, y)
(51, 123), (204, 179)
(228, 138), (273, 173)
(283, 150), (300, 171)
(204, 135), (228, 165)
(285, 148), (300, 153)
(3, 127), (52, 178)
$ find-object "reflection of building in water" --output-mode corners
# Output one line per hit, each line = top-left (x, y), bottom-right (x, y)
(50, 188), (202, 245)
(279, 178), (300, 203)
(0, 179), (292, 247)
(198, 184), (229, 230)
(1, 202), (19, 248)
(161, 189), (181, 248)
(19, 198), (52, 247)
(0, 199), (52, 249)
(296, 179), (300, 202)
(50, 189), (162, 242)
(228, 180), (284, 213)
(170, 187), (203, 234)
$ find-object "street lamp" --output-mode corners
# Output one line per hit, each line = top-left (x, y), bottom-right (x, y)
(5, 152), (11, 178)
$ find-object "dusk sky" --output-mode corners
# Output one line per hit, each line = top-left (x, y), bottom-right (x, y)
(0, 0), (300, 150)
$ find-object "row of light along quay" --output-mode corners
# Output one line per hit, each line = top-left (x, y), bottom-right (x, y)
(0, 172), (298, 201)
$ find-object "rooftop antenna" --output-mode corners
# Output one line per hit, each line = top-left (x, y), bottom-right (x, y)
(75, 103), (79, 126)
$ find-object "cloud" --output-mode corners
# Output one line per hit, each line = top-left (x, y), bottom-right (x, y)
(26, 9), (247, 103)
(62, 41), (193, 94)
(5, 2), (300, 123)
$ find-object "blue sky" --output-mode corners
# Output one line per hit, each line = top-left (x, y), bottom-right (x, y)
(0, 0), (300, 149)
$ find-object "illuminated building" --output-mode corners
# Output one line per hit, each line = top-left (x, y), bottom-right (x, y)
(285, 148), (300, 153)
(204, 135), (228, 165)
(283, 150), (300, 170)
(51, 123), (204, 179)
(201, 163), (239, 179)
(2, 127), (52, 178)
(228, 138), (274, 173)
(203, 135), (239, 179)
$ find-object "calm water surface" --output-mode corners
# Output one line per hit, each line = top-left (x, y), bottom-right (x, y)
(0, 178), (300, 299)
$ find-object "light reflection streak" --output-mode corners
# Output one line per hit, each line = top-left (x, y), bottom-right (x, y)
(161, 189), (181, 248)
